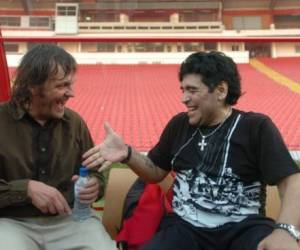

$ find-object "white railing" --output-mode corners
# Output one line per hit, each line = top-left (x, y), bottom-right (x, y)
(78, 21), (224, 33)
(6, 51), (249, 67)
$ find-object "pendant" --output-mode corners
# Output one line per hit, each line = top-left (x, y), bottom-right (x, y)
(198, 137), (207, 151)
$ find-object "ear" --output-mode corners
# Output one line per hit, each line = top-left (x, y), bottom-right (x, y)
(216, 81), (228, 101)
(29, 86), (39, 96)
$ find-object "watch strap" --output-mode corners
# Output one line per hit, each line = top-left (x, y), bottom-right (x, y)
(275, 223), (300, 241)
(121, 145), (132, 164)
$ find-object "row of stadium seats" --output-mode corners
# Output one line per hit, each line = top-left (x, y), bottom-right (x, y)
(9, 61), (300, 150)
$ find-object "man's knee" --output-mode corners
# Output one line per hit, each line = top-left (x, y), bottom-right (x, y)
(0, 219), (39, 250)
(76, 217), (118, 250)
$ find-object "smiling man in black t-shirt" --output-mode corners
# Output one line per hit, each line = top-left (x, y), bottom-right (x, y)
(83, 51), (300, 250)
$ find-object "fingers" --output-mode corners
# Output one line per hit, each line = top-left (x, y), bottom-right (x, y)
(45, 189), (72, 215)
(82, 144), (101, 163)
(38, 200), (51, 214)
(83, 156), (106, 169)
(56, 192), (72, 215)
(78, 177), (99, 204)
(104, 122), (114, 135)
(48, 192), (71, 215)
(36, 191), (71, 215)
(28, 180), (71, 215)
(78, 189), (99, 204)
(84, 176), (98, 188)
(47, 201), (57, 214)
(98, 160), (112, 172)
(82, 122), (114, 164)
(82, 147), (105, 168)
(82, 122), (120, 170)
(71, 175), (79, 182)
(82, 144), (108, 169)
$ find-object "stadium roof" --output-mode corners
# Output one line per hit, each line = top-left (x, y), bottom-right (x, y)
(4, 0), (300, 13)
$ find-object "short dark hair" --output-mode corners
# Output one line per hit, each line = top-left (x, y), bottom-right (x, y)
(179, 51), (242, 105)
(11, 43), (77, 107)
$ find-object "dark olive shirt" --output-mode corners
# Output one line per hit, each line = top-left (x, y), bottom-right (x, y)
(0, 102), (104, 217)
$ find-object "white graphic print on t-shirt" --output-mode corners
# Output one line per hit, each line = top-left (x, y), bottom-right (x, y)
(172, 114), (262, 228)
(173, 168), (261, 227)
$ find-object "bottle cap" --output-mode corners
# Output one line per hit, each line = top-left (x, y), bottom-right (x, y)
(79, 167), (88, 177)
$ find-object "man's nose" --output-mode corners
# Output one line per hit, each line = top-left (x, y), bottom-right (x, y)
(66, 86), (75, 97)
(181, 92), (190, 104)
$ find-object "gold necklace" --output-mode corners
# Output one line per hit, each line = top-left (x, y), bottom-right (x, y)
(198, 108), (232, 151)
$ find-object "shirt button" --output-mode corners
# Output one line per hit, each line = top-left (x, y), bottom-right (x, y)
(41, 147), (46, 152)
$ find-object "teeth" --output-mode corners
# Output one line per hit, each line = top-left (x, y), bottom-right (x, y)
(57, 101), (65, 105)
(56, 101), (65, 108)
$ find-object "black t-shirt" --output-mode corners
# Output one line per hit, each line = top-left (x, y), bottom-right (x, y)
(148, 109), (299, 228)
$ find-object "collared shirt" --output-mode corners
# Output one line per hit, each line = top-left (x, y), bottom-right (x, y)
(0, 102), (104, 217)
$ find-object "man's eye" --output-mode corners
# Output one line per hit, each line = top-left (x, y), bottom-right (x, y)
(180, 88), (199, 94)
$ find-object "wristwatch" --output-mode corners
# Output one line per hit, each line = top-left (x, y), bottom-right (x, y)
(275, 223), (300, 241)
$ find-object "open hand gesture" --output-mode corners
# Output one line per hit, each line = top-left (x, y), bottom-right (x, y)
(82, 122), (128, 172)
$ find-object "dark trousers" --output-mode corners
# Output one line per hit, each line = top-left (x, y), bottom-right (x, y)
(140, 213), (275, 250)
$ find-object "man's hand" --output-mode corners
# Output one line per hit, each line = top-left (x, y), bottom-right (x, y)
(72, 176), (99, 204)
(82, 122), (128, 171)
(27, 180), (71, 215)
(257, 229), (300, 250)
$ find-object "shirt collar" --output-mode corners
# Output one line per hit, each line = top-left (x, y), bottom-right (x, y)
(10, 102), (26, 121)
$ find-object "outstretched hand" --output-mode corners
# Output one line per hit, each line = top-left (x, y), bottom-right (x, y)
(82, 122), (128, 172)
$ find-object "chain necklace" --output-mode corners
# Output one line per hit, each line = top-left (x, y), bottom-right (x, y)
(198, 108), (232, 151)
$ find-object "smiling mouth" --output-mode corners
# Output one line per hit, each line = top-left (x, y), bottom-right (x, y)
(187, 106), (197, 114)
(56, 100), (67, 110)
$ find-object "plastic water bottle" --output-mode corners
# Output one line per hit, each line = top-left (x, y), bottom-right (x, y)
(72, 167), (91, 221)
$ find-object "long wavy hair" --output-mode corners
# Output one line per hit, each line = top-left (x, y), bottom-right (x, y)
(11, 43), (77, 108)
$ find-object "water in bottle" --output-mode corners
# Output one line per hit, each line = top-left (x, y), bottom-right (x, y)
(72, 167), (91, 221)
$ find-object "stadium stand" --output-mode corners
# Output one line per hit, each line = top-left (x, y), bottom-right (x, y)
(1, 0), (300, 158)
(258, 57), (300, 84)
(5, 61), (300, 152)
(1, 1), (300, 243)
(60, 63), (300, 152)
